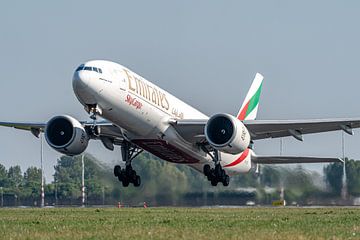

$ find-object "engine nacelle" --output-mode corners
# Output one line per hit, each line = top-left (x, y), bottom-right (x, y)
(205, 113), (251, 154)
(45, 115), (89, 156)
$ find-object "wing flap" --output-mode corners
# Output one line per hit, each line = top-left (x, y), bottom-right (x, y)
(252, 155), (343, 164)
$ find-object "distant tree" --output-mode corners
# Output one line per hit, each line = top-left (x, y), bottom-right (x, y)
(261, 166), (280, 187)
(345, 159), (360, 196)
(0, 164), (7, 187)
(54, 154), (107, 201)
(23, 167), (42, 199)
(4, 165), (23, 201)
(83, 155), (105, 198)
(131, 153), (189, 204)
(176, 164), (209, 191)
(54, 156), (81, 200)
(284, 166), (314, 188)
(283, 165), (318, 201)
(6, 165), (23, 189)
(324, 162), (343, 196)
(231, 169), (258, 188)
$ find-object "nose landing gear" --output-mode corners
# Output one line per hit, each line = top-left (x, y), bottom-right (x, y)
(86, 104), (102, 121)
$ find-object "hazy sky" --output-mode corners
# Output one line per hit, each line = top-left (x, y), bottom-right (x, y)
(1, 1), (360, 181)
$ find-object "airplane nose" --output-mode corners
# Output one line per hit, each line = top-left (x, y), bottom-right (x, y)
(72, 70), (98, 105)
(72, 71), (89, 90)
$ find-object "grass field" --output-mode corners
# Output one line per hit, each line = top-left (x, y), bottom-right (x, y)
(0, 207), (359, 240)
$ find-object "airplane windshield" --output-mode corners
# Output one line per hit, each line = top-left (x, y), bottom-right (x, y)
(75, 64), (84, 71)
(75, 64), (102, 74)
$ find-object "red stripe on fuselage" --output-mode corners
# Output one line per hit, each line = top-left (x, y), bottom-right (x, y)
(224, 148), (250, 167)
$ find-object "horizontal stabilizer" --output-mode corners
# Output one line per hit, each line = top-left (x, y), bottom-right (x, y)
(252, 155), (343, 164)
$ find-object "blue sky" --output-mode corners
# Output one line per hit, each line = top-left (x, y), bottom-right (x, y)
(0, 1), (359, 181)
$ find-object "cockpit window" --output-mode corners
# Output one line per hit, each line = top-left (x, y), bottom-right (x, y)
(75, 64), (84, 71)
(75, 64), (102, 74)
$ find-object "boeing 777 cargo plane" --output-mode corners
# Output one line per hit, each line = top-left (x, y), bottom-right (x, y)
(1, 60), (359, 187)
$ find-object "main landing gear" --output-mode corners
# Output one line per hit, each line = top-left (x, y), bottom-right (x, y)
(202, 148), (230, 187)
(113, 141), (143, 187)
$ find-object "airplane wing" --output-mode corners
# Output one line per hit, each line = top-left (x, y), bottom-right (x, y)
(170, 118), (360, 143)
(0, 122), (45, 131)
(0, 121), (124, 144)
(169, 119), (207, 143)
(252, 155), (343, 164)
(0, 121), (46, 138)
(3, 117), (360, 148)
(244, 119), (360, 140)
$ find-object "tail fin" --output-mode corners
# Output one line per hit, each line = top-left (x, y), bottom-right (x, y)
(237, 73), (264, 121)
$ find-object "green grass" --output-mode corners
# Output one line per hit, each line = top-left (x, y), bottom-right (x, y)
(0, 207), (359, 240)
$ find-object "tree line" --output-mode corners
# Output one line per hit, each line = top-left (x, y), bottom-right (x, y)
(1, 154), (360, 206)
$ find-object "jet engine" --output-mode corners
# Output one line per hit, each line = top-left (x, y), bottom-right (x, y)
(45, 115), (89, 156)
(205, 113), (251, 154)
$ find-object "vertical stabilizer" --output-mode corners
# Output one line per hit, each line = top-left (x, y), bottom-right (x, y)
(237, 73), (264, 121)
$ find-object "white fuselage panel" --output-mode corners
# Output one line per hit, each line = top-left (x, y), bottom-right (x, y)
(73, 60), (252, 174)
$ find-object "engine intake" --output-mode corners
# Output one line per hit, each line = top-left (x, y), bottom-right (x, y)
(45, 115), (89, 156)
(205, 113), (250, 154)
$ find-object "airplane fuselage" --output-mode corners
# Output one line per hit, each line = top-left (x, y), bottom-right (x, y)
(72, 60), (252, 174)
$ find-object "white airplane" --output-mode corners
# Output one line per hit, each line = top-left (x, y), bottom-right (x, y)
(1, 60), (359, 187)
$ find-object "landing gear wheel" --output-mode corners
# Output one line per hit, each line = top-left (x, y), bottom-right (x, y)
(201, 148), (231, 187)
(125, 165), (133, 174)
(114, 141), (143, 188)
(134, 175), (141, 187)
(114, 165), (121, 177)
(122, 179), (129, 187)
(131, 170), (136, 179)
(203, 164), (211, 177)
(215, 165), (223, 178)
(211, 179), (218, 186)
(222, 175), (230, 186)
